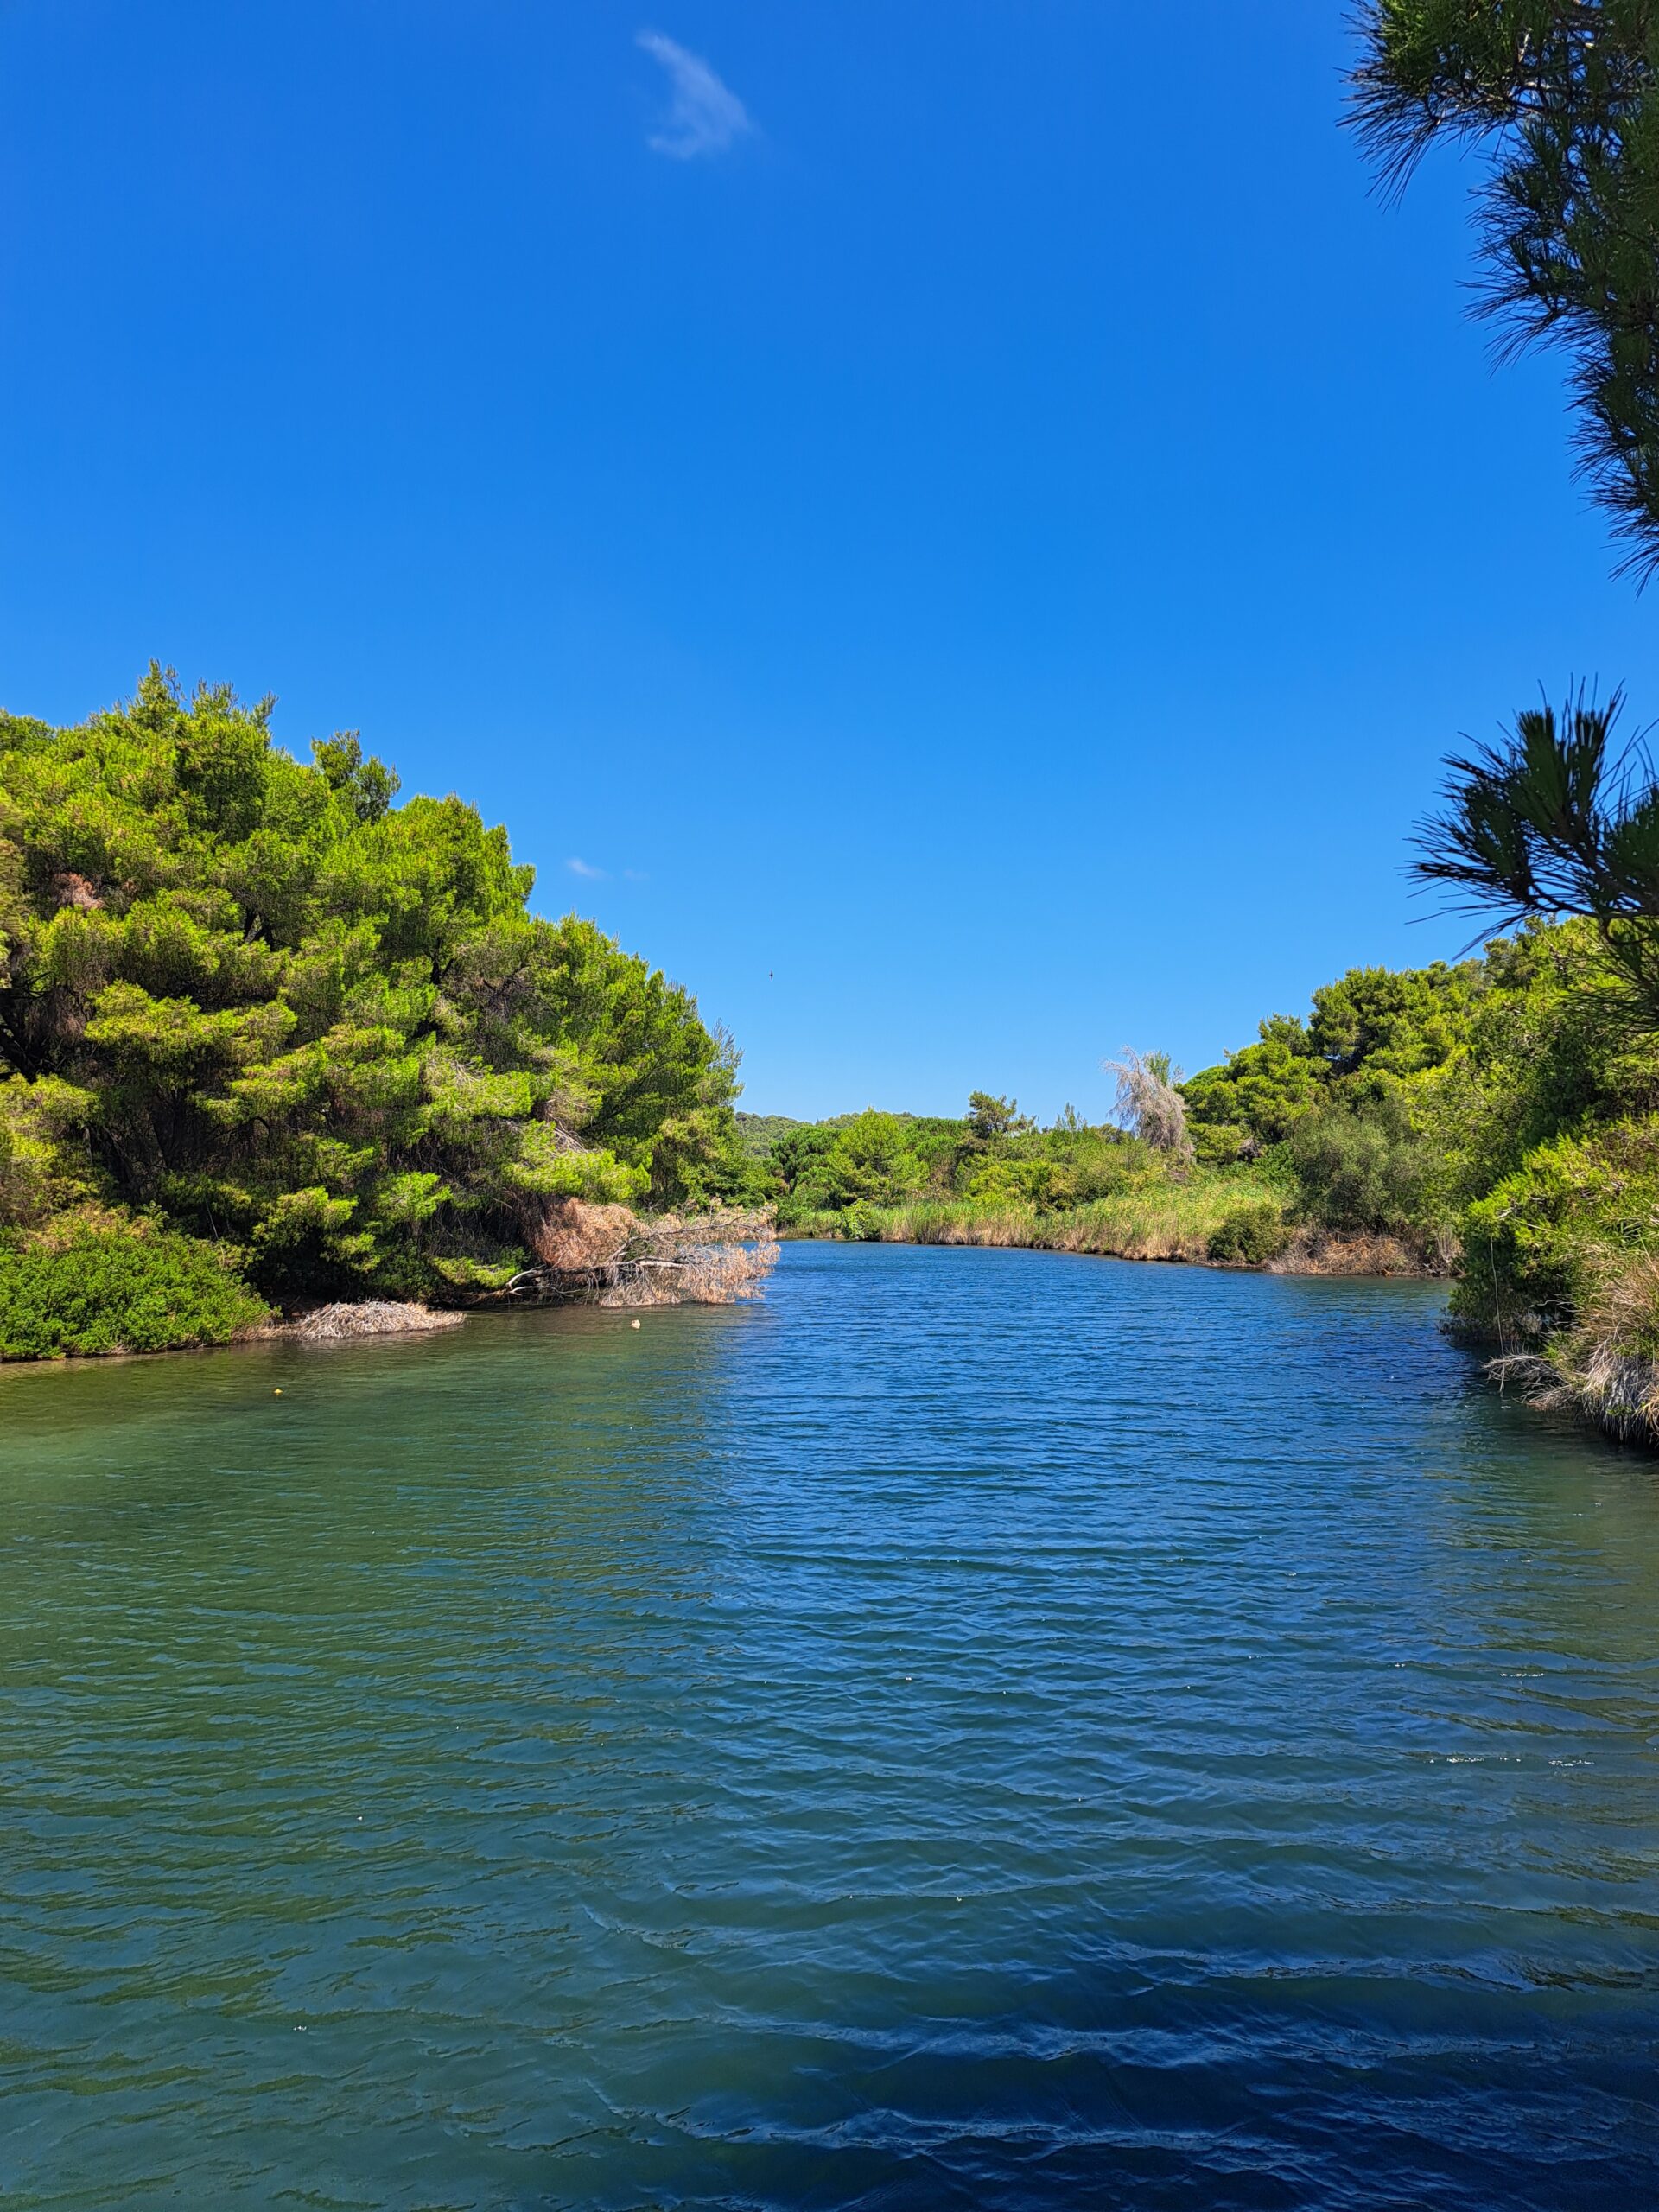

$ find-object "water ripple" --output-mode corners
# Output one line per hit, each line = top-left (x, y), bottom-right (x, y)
(2, 1243), (1657, 2208)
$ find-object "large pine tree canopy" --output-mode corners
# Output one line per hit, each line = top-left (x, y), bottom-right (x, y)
(0, 668), (750, 1308)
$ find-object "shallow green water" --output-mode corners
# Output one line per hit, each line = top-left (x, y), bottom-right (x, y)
(3, 1242), (1657, 2210)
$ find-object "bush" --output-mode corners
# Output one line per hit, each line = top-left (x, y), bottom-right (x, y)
(1190, 1119), (1249, 1166)
(1206, 1204), (1292, 1265)
(963, 1156), (1079, 1211)
(838, 1201), (887, 1242)
(783, 1111), (925, 1212)
(1287, 1088), (1431, 1235)
(0, 1223), (270, 1360)
(1450, 1116), (1659, 1334)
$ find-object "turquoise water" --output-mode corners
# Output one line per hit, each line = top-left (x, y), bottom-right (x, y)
(3, 1241), (1657, 2210)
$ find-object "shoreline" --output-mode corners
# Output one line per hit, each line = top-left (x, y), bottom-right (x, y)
(247, 1300), (470, 1344)
(0, 1231), (1437, 1375)
(0, 1300), (474, 1374)
(9, 1245), (1639, 1457)
(776, 1215), (1440, 1281)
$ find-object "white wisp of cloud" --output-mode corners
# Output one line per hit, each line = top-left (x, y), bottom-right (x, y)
(635, 29), (753, 159)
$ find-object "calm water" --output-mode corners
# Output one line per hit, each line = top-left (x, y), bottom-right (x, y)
(3, 1243), (1657, 2211)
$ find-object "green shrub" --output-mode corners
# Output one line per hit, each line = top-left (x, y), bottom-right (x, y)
(774, 1112), (927, 1215)
(1450, 1116), (1659, 1333)
(1287, 1088), (1431, 1235)
(0, 1223), (270, 1360)
(1206, 1204), (1292, 1265)
(963, 1156), (1079, 1210)
(838, 1201), (887, 1243)
(1190, 1119), (1249, 1166)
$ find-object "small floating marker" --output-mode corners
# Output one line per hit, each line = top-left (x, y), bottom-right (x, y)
(273, 1389), (283, 1395)
(630, 1319), (641, 1330)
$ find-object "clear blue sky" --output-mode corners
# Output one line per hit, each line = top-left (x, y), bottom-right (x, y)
(3, 3), (1654, 1122)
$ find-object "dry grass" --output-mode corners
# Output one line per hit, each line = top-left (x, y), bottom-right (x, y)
(1268, 1227), (1437, 1277)
(1512, 1249), (1659, 1445)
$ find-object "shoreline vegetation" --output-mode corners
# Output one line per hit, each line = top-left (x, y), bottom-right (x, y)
(6, 671), (1659, 1459)
(739, 902), (1659, 1452)
(775, 1193), (1427, 1279)
(13, 13), (1659, 1475)
(0, 671), (779, 1365)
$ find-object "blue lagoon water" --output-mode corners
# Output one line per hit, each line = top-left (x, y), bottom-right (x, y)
(3, 1242), (1657, 2209)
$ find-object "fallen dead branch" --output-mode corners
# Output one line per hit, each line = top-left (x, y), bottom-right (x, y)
(509, 1201), (779, 1307)
(262, 1301), (467, 1343)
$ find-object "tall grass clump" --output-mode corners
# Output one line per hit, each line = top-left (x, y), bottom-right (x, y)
(790, 1166), (1291, 1264)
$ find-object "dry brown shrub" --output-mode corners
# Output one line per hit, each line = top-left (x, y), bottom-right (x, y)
(48, 871), (103, 911)
(1103, 1049), (1193, 1161)
(531, 1198), (640, 1270)
(599, 1236), (779, 1307)
(1267, 1227), (1438, 1277)
(296, 1302), (459, 1340)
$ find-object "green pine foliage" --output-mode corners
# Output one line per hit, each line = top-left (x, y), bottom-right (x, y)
(1180, 962), (1484, 1155)
(733, 1111), (809, 1160)
(0, 667), (758, 1350)
(1352, 0), (1659, 576)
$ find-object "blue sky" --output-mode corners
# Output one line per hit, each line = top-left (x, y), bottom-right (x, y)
(3, 2), (1655, 1121)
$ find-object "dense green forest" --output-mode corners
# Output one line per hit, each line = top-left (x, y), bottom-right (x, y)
(0, 669), (762, 1357)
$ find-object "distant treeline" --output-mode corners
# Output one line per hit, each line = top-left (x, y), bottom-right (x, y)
(749, 925), (1659, 1395)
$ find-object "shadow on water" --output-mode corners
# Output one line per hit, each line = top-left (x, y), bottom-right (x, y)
(2, 1243), (1656, 2209)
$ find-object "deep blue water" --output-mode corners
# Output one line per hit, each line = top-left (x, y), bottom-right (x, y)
(3, 1241), (1657, 2209)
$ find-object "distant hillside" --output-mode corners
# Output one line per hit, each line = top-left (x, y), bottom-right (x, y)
(734, 1113), (810, 1160)
(735, 1109), (960, 1161)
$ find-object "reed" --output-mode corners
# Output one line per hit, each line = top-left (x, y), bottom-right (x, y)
(785, 1168), (1289, 1265)
(1493, 1250), (1659, 1447)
